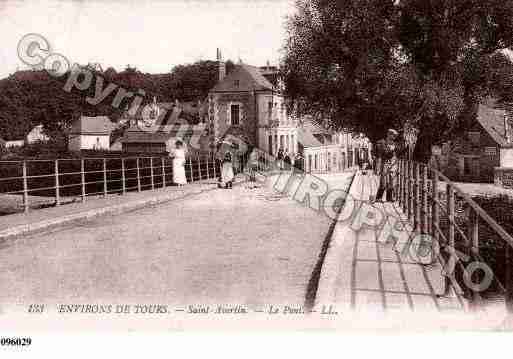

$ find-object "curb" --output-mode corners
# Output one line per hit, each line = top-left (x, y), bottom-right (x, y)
(304, 171), (357, 310)
(0, 184), (217, 243)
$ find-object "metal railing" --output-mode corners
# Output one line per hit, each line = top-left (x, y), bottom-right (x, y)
(396, 159), (513, 311)
(0, 147), (356, 215)
(0, 154), (214, 214)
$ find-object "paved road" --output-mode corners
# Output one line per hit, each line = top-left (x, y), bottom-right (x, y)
(0, 173), (353, 308)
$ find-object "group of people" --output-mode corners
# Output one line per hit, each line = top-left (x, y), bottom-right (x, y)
(168, 139), (306, 189)
(168, 139), (236, 189)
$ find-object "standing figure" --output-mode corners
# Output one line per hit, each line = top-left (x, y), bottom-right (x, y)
(373, 129), (401, 202)
(294, 152), (304, 172)
(277, 147), (284, 170)
(248, 148), (259, 182)
(283, 150), (291, 171)
(220, 152), (234, 189)
(172, 140), (187, 186)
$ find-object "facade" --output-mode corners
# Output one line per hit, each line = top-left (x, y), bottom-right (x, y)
(298, 119), (371, 173)
(438, 103), (513, 185)
(68, 116), (115, 151)
(299, 119), (342, 173)
(207, 51), (298, 156)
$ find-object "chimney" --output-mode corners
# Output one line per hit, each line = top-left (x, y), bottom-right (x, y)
(217, 48), (226, 82)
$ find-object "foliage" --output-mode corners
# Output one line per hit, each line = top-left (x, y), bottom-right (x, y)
(282, 0), (513, 160)
(0, 60), (235, 142)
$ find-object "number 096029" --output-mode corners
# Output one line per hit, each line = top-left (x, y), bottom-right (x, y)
(1, 337), (32, 346)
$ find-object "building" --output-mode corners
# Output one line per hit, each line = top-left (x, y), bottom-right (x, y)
(207, 50), (298, 156)
(68, 116), (115, 151)
(298, 118), (371, 173)
(299, 119), (342, 173)
(438, 102), (513, 185)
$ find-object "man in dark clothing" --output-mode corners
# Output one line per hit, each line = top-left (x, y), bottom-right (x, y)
(277, 147), (284, 170)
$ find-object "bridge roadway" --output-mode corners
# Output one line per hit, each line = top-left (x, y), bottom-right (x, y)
(0, 173), (354, 311)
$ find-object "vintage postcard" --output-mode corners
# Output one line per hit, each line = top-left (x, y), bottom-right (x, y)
(1, 0), (513, 352)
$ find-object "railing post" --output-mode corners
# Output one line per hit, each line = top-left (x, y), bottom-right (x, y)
(81, 159), (86, 202)
(162, 157), (166, 188)
(55, 159), (60, 206)
(447, 184), (455, 249)
(188, 157), (193, 182)
(423, 165), (429, 234)
(197, 155), (202, 181)
(213, 153), (217, 179)
(22, 160), (29, 213)
(506, 245), (513, 312)
(136, 158), (141, 192)
(466, 208), (482, 310)
(401, 159), (405, 209)
(415, 162), (421, 232)
(121, 158), (126, 194)
(103, 158), (108, 197)
(150, 157), (155, 190)
(432, 170), (440, 243)
(406, 161), (411, 219)
(206, 154), (211, 180)
(398, 159), (402, 208)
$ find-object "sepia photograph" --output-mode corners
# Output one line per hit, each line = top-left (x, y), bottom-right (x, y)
(1, 0), (513, 354)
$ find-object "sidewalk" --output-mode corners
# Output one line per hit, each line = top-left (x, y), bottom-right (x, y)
(0, 180), (220, 242)
(314, 171), (511, 331)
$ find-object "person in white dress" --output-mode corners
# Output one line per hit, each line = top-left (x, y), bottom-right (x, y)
(172, 140), (187, 186)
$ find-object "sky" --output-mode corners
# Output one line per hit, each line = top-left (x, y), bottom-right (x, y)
(0, 0), (295, 79)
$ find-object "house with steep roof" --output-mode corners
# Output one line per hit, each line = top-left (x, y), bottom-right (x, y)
(207, 50), (298, 156)
(68, 116), (115, 151)
(439, 102), (513, 185)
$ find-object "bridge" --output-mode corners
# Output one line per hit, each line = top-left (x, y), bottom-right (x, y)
(0, 155), (512, 330)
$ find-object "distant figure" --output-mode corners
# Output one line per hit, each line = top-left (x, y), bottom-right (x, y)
(172, 140), (187, 186)
(283, 150), (291, 171)
(277, 147), (284, 170)
(294, 152), (304, 172)
(248, 148), (259, 182)
(220, 152), (234, 189)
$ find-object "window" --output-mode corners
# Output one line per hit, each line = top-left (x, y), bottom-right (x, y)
(314, 154), (318, 170)
(308, 155), (313, 172)
(268, 102), (273, 117)
(464, 157), (472, 175)
(230, 104), (240, 125)
(234, 80), (240, 88)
